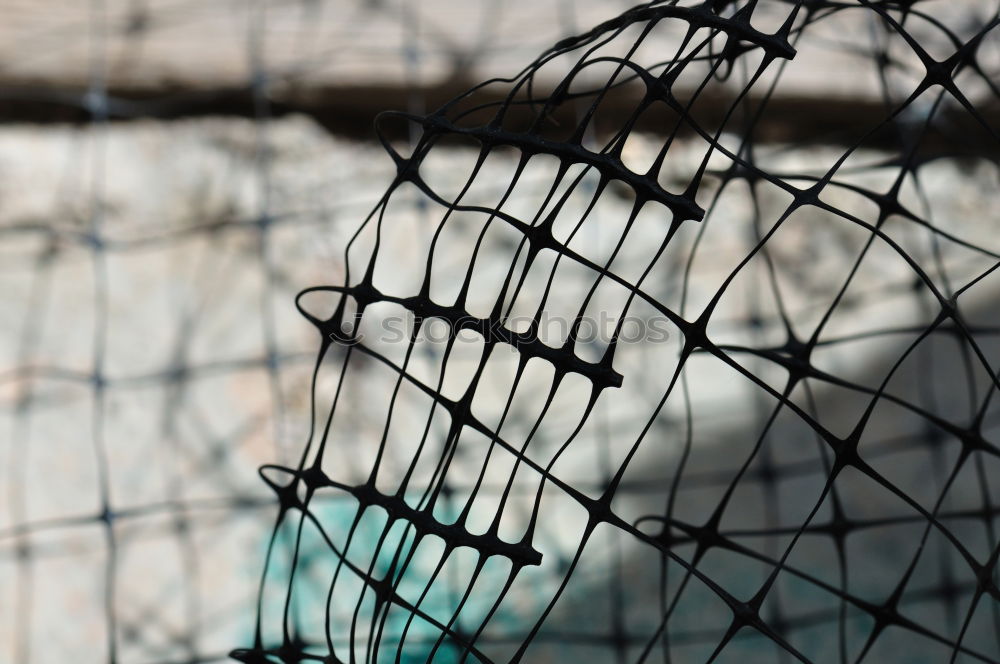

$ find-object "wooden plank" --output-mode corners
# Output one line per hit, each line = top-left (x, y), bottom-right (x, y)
(0, 0), (993, 146)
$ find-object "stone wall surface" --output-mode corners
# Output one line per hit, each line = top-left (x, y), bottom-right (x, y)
(1, 114), (999, 662)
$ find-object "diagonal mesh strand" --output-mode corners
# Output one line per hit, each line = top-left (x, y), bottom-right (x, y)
(235, 1), (1000, 663)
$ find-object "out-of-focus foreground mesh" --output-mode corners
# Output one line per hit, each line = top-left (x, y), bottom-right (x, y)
(234, 1), (1000, 663)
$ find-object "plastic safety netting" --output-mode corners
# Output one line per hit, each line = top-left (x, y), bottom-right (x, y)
(3, 1), (1000, 663)
(233, 1), (1000, 663)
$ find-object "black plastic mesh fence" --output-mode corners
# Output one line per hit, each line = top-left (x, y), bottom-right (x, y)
(233, 1), (1000, 663)
(4, 1), (1000, 663)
